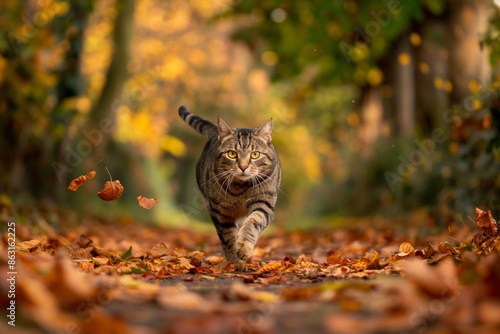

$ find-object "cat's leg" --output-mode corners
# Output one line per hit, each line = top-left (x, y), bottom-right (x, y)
(210, 216), (248, 271)
(236, 208), (273, 261)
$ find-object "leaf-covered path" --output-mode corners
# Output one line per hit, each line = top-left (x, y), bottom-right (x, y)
(2, 211), (500, 334)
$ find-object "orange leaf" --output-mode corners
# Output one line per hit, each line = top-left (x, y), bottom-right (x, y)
(367, 250), (382, 269)
(398, 242), (414, 255)
(68, 171), (96, 191)
(475, 207), (499, 237)
(98, 180), (123, 201)
(137, 196), (159, 209)
(256, 260), (285, 275)
(326, 250), (342, 265)
(97, 167), (123, 201)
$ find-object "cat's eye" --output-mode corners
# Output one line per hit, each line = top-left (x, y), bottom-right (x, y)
(251, 152), (260, 159)
(227, 150), (237, 159)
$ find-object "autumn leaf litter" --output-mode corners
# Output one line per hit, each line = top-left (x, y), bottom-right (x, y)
(2, 207), (500, 333)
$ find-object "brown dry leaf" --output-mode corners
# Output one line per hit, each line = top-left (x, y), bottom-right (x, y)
(68, 171), (96, 191)
(93, 246), (114, 258)
(475, 207), (499, 237)
(98, 180), (123, 201)
(150, 243), (170, 258)
(92, 256), (110, 265)
(190, 250), (205, 258)
(326, 250), (342, 265)
(16, 239), (43, 252)
(401, 258), (460, 298)
(205, 255), (226, 264)
(367, 250), (383, 269)
(45, 256), (98, 309)
(398, 242), (414, 255)
(256, 260), (285, 275)
(79, 261), (95, 271)
(98, 167), (123, 201)
(137, 196), (159, 209)
(171, 247), (190, 257)
(67, 245), (93, 259)
(158, 287), (211, 311)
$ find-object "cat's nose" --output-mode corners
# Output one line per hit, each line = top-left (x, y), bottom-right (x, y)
(239, 165), (248, 172)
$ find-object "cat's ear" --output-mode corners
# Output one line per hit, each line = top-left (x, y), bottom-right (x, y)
(255, 118), (273, 142)
(217, 116), (234, 141)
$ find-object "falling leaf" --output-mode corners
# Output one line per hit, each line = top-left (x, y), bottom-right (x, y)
(68, 171), (96, 191)
(137, 196), (159, 209)
(98, 180), (123, 201)
(98, 167), (123, 201)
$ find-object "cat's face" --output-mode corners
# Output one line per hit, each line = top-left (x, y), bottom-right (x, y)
(215, 117), (275, 183)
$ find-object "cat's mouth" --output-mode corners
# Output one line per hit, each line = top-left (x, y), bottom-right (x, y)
(235, 170), (252, 180)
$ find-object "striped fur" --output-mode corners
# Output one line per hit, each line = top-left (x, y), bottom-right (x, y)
(178, 106), (281, 271)
(178, 105), (218, 138)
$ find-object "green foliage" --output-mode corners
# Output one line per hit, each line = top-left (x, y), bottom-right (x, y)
(229, 0), (447, 86)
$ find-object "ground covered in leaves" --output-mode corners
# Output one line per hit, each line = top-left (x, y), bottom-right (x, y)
(1, 208), (500, 334)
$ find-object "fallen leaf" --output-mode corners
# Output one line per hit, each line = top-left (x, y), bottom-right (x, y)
(93, 246), (115, 258)
(68, 171), (96, 191)
(326, 250), (342, 265)
(401, 258), (460, 298)
(256, 260), (285, 275)
(67, 245), (93, 259)
(16, 239), (43, 252)
(205, 255), (226, 264)
(137, 196), (159, 209)
(367, 250), (383, 269)
(398, 242), (414, 255)
(475, 207), (499, 237)
(121, 246), (133, 259)
(79, 261), (95, 271)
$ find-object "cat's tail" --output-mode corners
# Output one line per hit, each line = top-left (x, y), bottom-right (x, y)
(178, 106), (218, 138)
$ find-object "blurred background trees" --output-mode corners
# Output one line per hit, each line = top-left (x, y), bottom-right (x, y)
(1, 0), (499, 229)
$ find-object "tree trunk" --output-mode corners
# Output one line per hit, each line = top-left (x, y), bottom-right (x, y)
(394, 33), (416, 138)
(447, 0), (491, 104)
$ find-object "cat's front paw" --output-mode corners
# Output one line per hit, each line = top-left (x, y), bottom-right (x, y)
(236, 239), (254, 261)
(235, 259), (248, 272)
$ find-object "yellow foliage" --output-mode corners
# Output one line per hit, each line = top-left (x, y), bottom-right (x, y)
(398, 53), (411, 66)
(443, 80), (453, 93)
(409, 33), (421, 46)
(160, 136), (187, 157)
(262, 51), (278, 66)
(0, 55), (7, 84)
(367, 68), (383, 86)
(434, 77), (443, 89)
(469, 80), (480, 92)
(419, 62), (430, 74)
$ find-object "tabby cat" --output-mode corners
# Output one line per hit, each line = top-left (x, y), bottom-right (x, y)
(178, 106), (281, 271)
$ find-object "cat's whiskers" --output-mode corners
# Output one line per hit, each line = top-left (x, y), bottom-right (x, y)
(256, 171), (286, 196)
(201, 170), (231, 187)
(223, 172), (236, 204)
(250, 174), (262, 197)
(252, 173), (268, 196)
